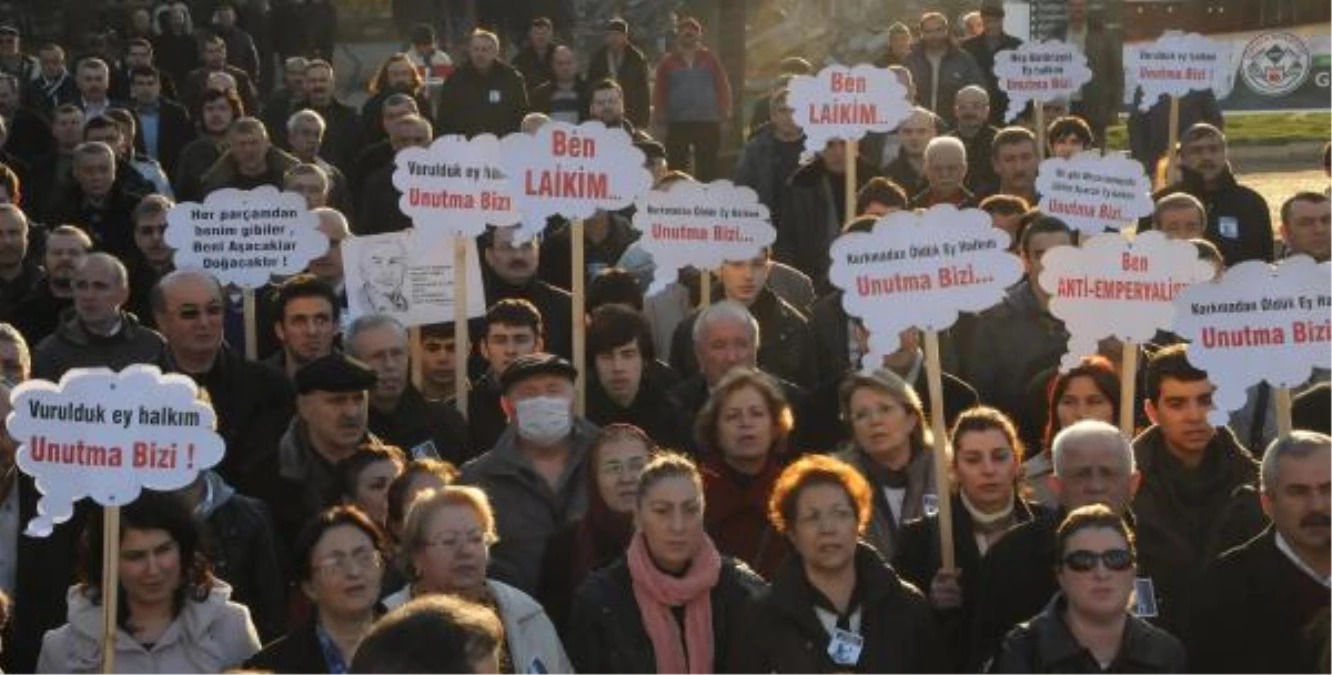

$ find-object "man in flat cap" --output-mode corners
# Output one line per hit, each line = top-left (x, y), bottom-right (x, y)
(459, 353), (599, 594)
(267, 352), (380, 546)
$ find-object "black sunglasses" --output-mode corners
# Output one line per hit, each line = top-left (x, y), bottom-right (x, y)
(1061, 548), (1134, 572)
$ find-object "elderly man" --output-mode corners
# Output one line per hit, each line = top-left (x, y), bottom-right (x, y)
(32, 252), (166, 379)
(1187, 432), (1330, 673)
(972, 420), (1148, 669)
(44, 141), (148, 259)
(151, 269), (293, 490)
(345, 314), (470, 464)
(11, 226), (90, 344)
(1279, 191), (1330, 262)
(199, 117), (300, 196)
(356, 236), (409, 313)
(438, 29), (529, 137)
(910, 136), (972, 208)
(357, 114), (432, 234)
(949, 85), (999, 192)
(883, 107), (937, 196)
(460, 353), (599, 593)
(285, 110), (351, 210)
(1152, 192), (1208, 242)
(270, 352), (380, 544)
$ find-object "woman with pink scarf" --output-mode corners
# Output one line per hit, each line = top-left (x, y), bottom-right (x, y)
(566, 452), (768, 673)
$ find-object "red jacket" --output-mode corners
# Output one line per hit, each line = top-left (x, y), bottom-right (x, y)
(653, 47), (732, 123)
(701, 454), (788, 579)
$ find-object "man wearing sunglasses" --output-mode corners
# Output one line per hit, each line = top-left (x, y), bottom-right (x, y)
(31, 252), (165, 380)
(1186, 432), (1330, 673)
(153, 269), (294, 499)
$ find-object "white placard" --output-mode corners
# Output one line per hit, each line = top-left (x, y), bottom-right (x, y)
(499, 120), (654, 241)
(630, 180), (777, 294)
(393, 134), (521, 238)
(787, 63), (915, 154)
(828, 205), (1024, 366)
(994, 40), (1093, 122)
(1171, 256), (1331, 425)
(164, 186), (328, 288)
(1035, 151), (1155, 235)
(1039, 231), (1217, 371)
(1124, 31), (1234, 111)
(343, 230), (486, 327)
(11, 365), (226, 536)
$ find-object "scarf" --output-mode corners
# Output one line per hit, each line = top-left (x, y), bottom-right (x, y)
(626, 531), (721, 674)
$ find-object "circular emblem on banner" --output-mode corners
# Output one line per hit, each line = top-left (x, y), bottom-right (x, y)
(1240, 32), (1311, 97)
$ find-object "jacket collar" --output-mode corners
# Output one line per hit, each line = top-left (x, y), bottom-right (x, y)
(1030, 593), (1177, 670)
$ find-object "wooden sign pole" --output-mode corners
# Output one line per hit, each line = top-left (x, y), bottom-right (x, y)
(571, 220), (586, 416)
(1119, 340), (1138, 438)
(242, 288), (257, 361)
(453, 235), (469, 418)
(922, 330), (956, 571)
(409, 326), (423, 390)
(1165, 95), (1181, 186)
(1275, 386), (1294, 438)
(700, 270), (711, 309)
(100, 506), (121, 674)
(1034, 103), (1046, 159)
(845, 139), (859, 222)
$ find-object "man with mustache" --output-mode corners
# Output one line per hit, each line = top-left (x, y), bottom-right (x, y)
(271, 352), (380, 546)
(481, 224), (572, 361)
(982, 126), (1040, 204)
(1186, 431), (1330, 673)
(267, 274), (341, 381)
(1143, 123), (1273, 266)
(10, 225), (89, 344)
(1130, 344), (1267, 636)
(125, 194), (175, 328)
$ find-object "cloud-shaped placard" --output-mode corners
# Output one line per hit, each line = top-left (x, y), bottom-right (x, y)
(499, 120), (653, 240)
(630, 180), (777, 294)
(10, 365), (225, 536)
(1039, 231), (1216, 371)
(165, 186), (328, 288)
(787, 63), (914, 154)
(829, 205), (1024, 366)
(1171, 256), (1331, 425)
(1036, 151), (1155, 235)
(1124, 31), (1234, 111)
(994, 40), (1093, 122)
(393, 134), (521, 238)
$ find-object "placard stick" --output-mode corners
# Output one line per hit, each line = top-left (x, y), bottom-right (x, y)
(845, 139), (858, 223)
(571, 219), (586, 416)
(1034, 103), (1046, 159)
(1165, 95), (1181, 186)
(453, 234), (469, 418)
(100, 506), (121, 674)
(242, 288), (257, 361)
(1119, 340), (1138, 437)
(1275, 387), (1294, 437)
(922, 331), (956, 571)
(409, 326), (423, 390)
(700, 270), (711, 309)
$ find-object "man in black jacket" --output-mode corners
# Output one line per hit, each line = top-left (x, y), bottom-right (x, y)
(584, 19), (651, 128)
(774, 140), (879, 293)
(355, 114), (431, 235)
(961, 0), (1021, 127)
(529, 46), (586, 125)
(1131, 344), (1267, 636)
(1186, 431), (1330, 674)
(585, 304), (688, 449)
(181, 34), (260, 120)
(438, 30), (529, 138)
(481, 224), (572, 360)
(44, 141), (150, 260)
(293, 59), (359, 174)
(463, 299), (545, 455)
(127, 65), (193, 179)
(512, 16), (557, 91)
(10, 226), (88, 345)
(949, 85), (998, 193)
(345, 313), (472, 465)
(1140, 123), (1273, 266)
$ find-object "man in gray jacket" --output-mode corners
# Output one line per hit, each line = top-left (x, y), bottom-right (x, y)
(904, 12), (985, 128)
(460, 353), (599, 594)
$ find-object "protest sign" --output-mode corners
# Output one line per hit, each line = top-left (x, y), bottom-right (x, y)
(165, 186), (328, 288)
(393, 134), (521, 238)
(1171, 255), (1331, 427)
(1036, 152), (1155, 235)
(786, 63), (915, 154)
(993, 41), (1093, 122)
(343, 230), (486, 327)
(11, 365), (225, 537)
(1124, 31), (1234, 111)
(631, 180), (777, 294)
(1040, 231), (1214, 371)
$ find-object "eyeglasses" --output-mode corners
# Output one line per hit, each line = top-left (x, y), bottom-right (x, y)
(312, 548), (382, 576)
(424, 530), (492, 551)
(1061, 548), (1134, 572)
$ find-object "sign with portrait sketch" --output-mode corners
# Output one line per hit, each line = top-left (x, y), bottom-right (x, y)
(342, 230), (486, 327)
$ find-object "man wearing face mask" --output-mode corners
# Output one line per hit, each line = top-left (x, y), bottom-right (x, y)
(460, 353), (599, 594)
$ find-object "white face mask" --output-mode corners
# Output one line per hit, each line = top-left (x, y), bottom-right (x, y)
(514, 395), (573, 445)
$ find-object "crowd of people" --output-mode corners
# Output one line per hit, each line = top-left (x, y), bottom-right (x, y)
(0, 0), (1327, 673)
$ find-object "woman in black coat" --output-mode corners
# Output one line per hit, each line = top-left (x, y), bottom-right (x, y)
(731, 454), (948, 673)
(894, 406), (1045, 671)
(567, 453), (767, 674)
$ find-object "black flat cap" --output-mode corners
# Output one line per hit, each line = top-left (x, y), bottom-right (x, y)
(296, 353), (378, 395)
(500, 353), (577, 392)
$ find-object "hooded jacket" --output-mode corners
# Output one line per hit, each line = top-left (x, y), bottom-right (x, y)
(32, 310), (167, 381)
(37, 582), (261, 673)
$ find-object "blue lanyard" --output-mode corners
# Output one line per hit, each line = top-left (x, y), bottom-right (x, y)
(314, 621), (349, 674)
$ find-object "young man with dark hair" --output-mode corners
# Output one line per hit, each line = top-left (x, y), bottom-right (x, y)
(586, 267), (644, 312)
(1046, 115), (1094, 159)
(466, 298), (546, 453)
(1279, 191), (1330, 262)
(267, 273), (341, 380)
(978, 193), (1029, 250)
(585, 19), (651, 128)
(418, 322), (459, 402)
(127, 65), (194, 178)
(855, 176), (909, 217)
(1132, 343), (1266, 635)
(586, 304), (687, 447)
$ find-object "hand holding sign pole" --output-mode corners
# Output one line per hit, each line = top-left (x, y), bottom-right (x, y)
(829, 205), (1025, 569)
